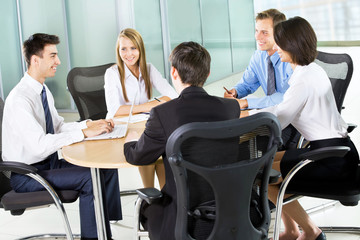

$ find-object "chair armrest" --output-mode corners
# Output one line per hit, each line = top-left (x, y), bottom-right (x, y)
(347, 123), (357, 133)
(299, 146), (350, 162)
(136, 188), (163, 205)
(0, 161), (38, 175)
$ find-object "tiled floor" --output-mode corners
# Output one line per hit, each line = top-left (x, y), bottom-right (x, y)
(1, 47), (359, 239)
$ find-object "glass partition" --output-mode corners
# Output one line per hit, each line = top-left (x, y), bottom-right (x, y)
(66, 0), (118, 67)
(201, 0), (233, 82)
(229, 0), (256, 72)
(0, 0), (23, 98)
(19, 0), (70, 109)
(167, 0), (255, 84)
(253, 0), (360, 41)
(133, 0), (165, 76)
(167, 0), (203, 50)
(0, 0), (256, 109)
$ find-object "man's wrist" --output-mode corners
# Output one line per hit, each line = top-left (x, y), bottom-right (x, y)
(240, 99), (248, 109)
(85, 119), (93, 128)
(82, 129), (88, 138)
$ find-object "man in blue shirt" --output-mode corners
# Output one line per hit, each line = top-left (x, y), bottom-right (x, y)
(224, 9), (292, 109)
(225, 9), (299, 149)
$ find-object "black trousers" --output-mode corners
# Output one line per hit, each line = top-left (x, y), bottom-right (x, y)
(280, 124), (301, 150)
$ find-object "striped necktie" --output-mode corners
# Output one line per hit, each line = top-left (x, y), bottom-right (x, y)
(267, 56), (276, 95)
(41, 86), (58, 169)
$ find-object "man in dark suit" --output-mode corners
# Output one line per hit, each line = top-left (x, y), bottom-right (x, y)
(124, 41), (241, 239)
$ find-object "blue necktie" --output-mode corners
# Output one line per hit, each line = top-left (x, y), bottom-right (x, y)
(267, 56), (276, 95)
(41, 86), (58, 169)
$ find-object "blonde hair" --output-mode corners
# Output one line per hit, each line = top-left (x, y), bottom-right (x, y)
(115, 28), (151, 102)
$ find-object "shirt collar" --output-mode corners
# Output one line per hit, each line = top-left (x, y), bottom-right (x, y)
(269, 51), (281, 65)
(124, 64), (142, 80)
(23, 72), (45, 95)
(179, 86), (208, 96)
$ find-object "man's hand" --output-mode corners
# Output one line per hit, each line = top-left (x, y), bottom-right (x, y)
(125, 130), (139, 143)
(224, 88), (237, 98)
(240, 110), (249, 118)
(82, 119), (114, 138)
(238, 99), (248, 109)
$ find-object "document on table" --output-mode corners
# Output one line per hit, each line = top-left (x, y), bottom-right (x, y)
(115, 113), (149, 123)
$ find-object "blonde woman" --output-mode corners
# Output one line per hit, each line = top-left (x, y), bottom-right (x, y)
(105, 28), (178, 188)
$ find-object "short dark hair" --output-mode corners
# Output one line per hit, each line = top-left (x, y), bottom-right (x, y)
(274, 16), (317, 66)
(169, 41), (211, 87)
(23, 33), (60, 67)
(256, 8), (286, 27)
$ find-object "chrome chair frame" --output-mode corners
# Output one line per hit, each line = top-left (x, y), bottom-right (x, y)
(0, 161), (80, 240)
(273, 146), (360, 240)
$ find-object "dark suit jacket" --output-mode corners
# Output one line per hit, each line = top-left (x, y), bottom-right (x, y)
(124, 86), (240, 239)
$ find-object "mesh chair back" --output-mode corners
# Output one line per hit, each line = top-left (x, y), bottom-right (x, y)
(0, 97), (3, 152)
(67, 63), (114, 120)
(166, 112), (282, 240)
(315, 51), (353, 113)
(0, 98), (11, 201)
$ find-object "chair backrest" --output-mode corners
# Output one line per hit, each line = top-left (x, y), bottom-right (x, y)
(315, 51), (353, 113)
(0, 98), (12, 202)
(166, 112), (282, 240)
(67, 63), (114, 121)
(0, 97), (4, 152)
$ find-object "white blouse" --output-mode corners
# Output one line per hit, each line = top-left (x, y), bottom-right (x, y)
(104, 63), (178, 118)
(250, 62), (348, 141)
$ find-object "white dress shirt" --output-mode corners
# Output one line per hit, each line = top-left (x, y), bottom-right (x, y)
(104, 63), (178, 118)
(250, 62), (348, 141)
(2, 73), (87, 165)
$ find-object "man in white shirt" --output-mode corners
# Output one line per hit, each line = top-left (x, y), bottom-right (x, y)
(2, 33), (122, 240)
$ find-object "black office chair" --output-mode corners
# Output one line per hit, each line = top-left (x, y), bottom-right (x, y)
(297, 51), (356, 148)
(315, 51), (353, 114)
(0, 97), (80, 239)
(67, 63), (114, 121)
(135, 112), (282, 240)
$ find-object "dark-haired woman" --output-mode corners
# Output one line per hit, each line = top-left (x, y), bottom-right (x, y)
(243, 16), (358, 240)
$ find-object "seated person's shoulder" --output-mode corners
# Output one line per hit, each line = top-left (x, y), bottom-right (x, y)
(252, 50), (266, 60)
(105, 65), (120, 81)
(107, 64), (118, 72)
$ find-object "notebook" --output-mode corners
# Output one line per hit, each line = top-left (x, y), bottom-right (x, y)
(85, 96), (136, 141)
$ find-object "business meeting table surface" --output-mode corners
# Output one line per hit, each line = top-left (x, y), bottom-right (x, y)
(62, 119), (146, 240)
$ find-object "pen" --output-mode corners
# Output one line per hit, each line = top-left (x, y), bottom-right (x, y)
(154, 97), (161, 102)
(223, 86), (232, 94)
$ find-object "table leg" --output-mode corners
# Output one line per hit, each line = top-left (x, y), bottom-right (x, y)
(90, 168), (107, 240)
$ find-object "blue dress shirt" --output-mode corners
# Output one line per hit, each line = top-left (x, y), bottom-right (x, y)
(234, 50), (293, 109)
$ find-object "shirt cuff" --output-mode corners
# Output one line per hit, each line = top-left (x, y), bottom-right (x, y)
(248, 109), (261, 116)
(79, 120), (90, 129)
(72, 129), (85, 142)
(246, 98), (260, 109)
